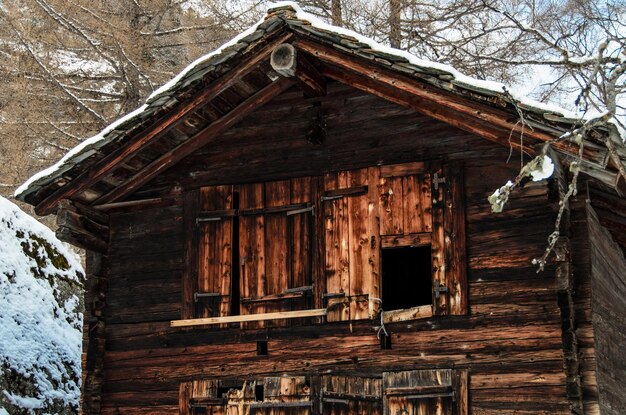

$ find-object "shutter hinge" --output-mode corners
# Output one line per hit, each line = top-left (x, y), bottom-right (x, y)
(433, 280), (448, 299)
(194, 292), (221, 302)
(286, 205), (315, 216)
(433, 172), (446, 190)
(196, 217), (221, 225)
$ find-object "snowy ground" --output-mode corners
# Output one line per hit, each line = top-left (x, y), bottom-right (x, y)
(0, 196), (84, 414)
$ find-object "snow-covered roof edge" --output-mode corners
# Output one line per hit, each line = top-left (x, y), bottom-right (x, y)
(16, 1), (591, 203)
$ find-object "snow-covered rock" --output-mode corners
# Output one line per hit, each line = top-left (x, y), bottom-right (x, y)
(0, 196), (84, 414)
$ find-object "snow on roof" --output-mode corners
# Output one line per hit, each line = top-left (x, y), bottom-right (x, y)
(0, 196), (84, 412)
(15, 1), (587, 203)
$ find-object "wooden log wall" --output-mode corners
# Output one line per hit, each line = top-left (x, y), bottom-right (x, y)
(92, 85), (601, 414)
(587, 204), (626, 414)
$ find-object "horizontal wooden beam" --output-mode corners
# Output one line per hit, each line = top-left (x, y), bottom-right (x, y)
(294, 39), (591, 161)
(55, 199), (109, 252)
(34, 31), (293, 216)
(381, 233), (431, 249)
(382, 304), (432, 324)
(55, 226), (107, 253)
(170, 308), (327, 327)
(94, 77), (295, 205)
(93, 196), (180, 211)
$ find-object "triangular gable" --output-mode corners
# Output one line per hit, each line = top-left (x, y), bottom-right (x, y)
(16, 2), (624, 214)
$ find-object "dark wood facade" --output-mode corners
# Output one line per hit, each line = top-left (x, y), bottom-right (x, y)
(82, 86), (597, 415)
(17, 6), (626, 414)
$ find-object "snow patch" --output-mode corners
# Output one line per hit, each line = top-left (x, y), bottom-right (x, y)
(0, 196), (84, 413)
(529, 155), (555, 182)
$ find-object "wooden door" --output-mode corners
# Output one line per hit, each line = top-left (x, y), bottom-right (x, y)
(180, 380), (227, 415)
(321, 375), (382, 415)
(383, 370), (456, 415)
(249, 376), (311, 415)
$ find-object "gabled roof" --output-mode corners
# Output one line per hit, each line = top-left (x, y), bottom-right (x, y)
(16, 2), (625, 214)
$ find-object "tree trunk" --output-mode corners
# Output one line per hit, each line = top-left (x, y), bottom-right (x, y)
(389, 0), (402, 48)
(331, 0), (342, 26)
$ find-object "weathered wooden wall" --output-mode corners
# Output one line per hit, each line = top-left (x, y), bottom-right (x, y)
(93, 85), (600, 414)
(587, 204), (626, 414)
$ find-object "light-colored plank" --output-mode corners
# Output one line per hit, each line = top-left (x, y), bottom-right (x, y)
(171, 308), (327, 327)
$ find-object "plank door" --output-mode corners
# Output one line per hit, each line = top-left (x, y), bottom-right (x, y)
(180, 380), (227, 415)
(249, 376), (311, 415)
(383, 369), (468, 415)
(324, 167), (380, 321)
(197, 186), (233, 321)
(321, 375), (382, 415)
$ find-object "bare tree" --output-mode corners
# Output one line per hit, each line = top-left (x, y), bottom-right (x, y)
(0, 0), (263, 204)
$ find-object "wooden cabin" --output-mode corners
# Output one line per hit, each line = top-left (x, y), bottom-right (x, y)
(16, 4), (626, 415)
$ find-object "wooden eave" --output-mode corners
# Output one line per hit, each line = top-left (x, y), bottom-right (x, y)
(18, 5), (625, 215)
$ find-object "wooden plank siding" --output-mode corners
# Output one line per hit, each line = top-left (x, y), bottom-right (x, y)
(94, 85), (598, 414)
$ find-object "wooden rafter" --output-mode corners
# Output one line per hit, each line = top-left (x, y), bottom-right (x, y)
(34, 31), (294, 216)
(293, 39), (597, 164)
(319, 62), (533, 155)
(94, 77), (295, 205)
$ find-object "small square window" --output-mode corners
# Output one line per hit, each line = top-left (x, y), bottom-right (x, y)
(381, 245), (432, 311)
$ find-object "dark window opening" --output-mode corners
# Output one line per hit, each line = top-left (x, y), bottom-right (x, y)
(231, 191), (241, 316)
(217, 386), (232, 399)
(381, 245), (432, 310)
(256, 340), (268, 356)
(380, 332), (392, 349)
(255, 384), (264, 401)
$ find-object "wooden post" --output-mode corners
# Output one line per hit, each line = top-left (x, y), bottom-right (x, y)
(81, 251), (108, 415)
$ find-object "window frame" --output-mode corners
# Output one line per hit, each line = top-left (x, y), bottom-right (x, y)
(179, 161), (467, 327)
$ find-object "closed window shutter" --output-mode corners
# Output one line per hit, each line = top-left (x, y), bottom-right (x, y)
(249, 376), (311, 415)
(321, 375), (382, 414)
(383, 369), (468, 415)
(197, 186), (234, 320)
(323, 167), (381, 322)
(179, 379), (226, 415)
(239, 179), (315, 328)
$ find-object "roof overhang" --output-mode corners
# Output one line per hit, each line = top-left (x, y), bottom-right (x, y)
(16, 2), (625, 215)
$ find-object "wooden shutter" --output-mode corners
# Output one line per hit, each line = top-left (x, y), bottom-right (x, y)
(383, 369), (468, 415)
(239, 178), (314, 328)
(379, 162), (432, 237)
(180, 379), (226, 415)
(197, 186), (234, 320)
(249, 376), (311, 415)
(323, 167), (381, 322)
(430, 162), (467, 316)
(443, 163), (467, 315)
(180, 380), (256, 415)
(321, 375), (382, 414)
(377, 161), (467, 318)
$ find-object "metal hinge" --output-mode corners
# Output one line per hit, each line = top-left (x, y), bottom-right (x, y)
(433, 280), (448, 299)
(321, 194), (343, 201)
(433, 172), (446, 190)
(196, 217), (221, 225)
(194, 292), (221, 302)
(286, 205), (315, 216)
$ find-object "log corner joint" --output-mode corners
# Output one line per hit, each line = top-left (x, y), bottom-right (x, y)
(271, 43), (326, 97)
